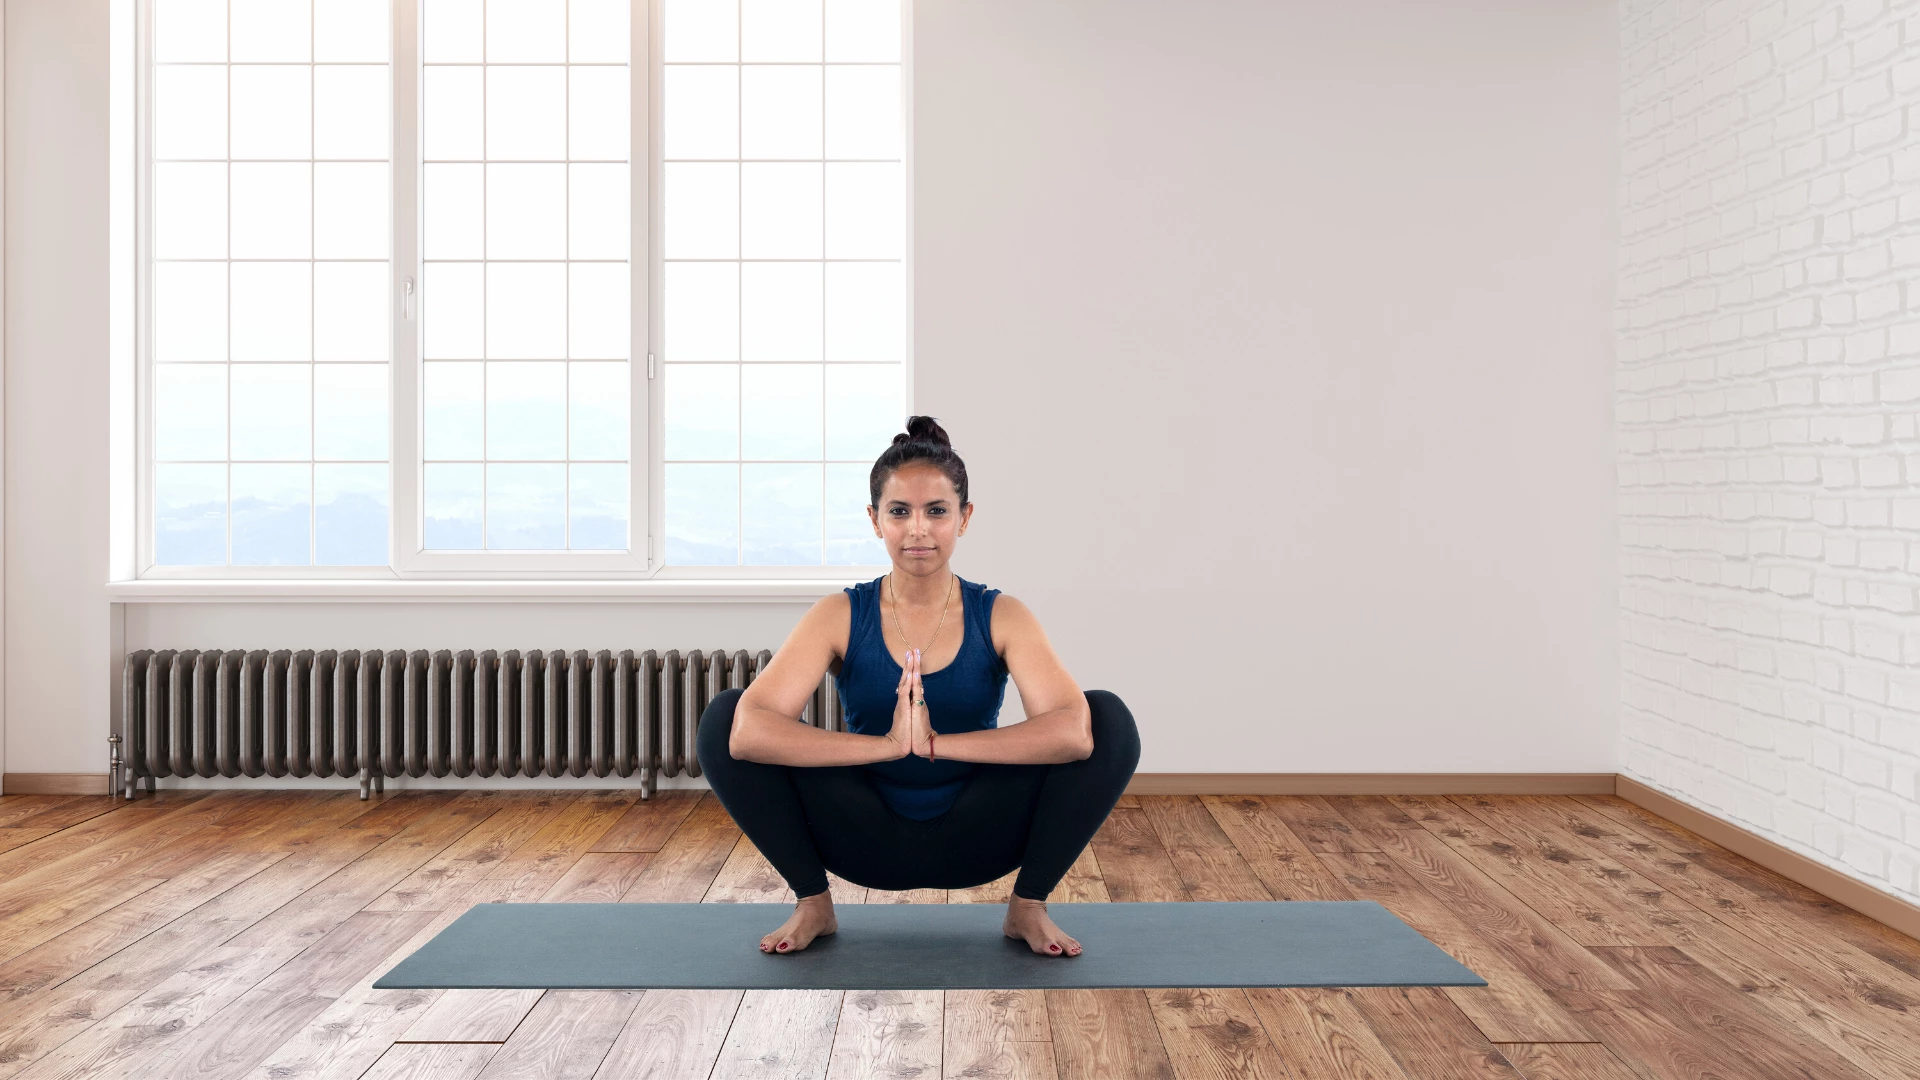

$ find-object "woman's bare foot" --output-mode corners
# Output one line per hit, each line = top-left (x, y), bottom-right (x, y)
(1003, 896), (1081, 956)
(761, 891), (838, 954)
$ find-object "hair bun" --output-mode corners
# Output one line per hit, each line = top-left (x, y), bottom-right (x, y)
(896, 415), (951, 447)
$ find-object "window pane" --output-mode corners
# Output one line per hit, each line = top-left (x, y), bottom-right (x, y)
(425, 262), (485, 358)
(741, 163), (822, 259)
(742, 0), (821, 62)
(569, 362), (628, 459)
(569, 164), (629, 259)
(569, 263), (629, 359)
(486, 361), (567, 460)
(665, 66), (738, 160)
(825, 65), (901, 159)
(424, 0), (483, 63)
(486, 463), (566, 548)
(741, 364), (822, 460)
(665, 0), (738, 62)
(426, 164), (485, 259)
(825, 162), (903, 259)
(826, 0), (899, 62)
(425, 66), (485, 159)
(155, 65), (227, 160)
(425, 361), (485, 459)
(154, 261), (228, 362)
(230, 363), (312, 459)
(742, 463), (822, 564)
(741, 262), (823, 362)
(664, 364), (739, 460)
(315, 364), (389, 460)
(665, 163), (739, 258)
(314, 262), (389, 362)
(231, 463), (311, 566)
(570, 463), (628, 549)
(825, 462), (884, 564)
(825, 362), (901, 460)
(569, 67), (630, 161)
(666, 463), (738, 563)
(155, 464), (229, 565)
(570, 0), (630, 64)
(315, 66), (389, 159)
(425, 462), (484, 547)
(486, 263), (568, 358)
(230, 65), (310, 160)
(665, 262), (738, 362)
(232, 0), (311, 62)
(825, 261), (903, 361)
(155, 365), (228, 461)
(742, 66), (821, 159)
(487, 163), (567, 259)
(316, 463), (390, 564)
(230, 262), (312, 362)
(487, 0), (566, 62)
(486, 67), (566, 160)
(149, 1), (391, 570)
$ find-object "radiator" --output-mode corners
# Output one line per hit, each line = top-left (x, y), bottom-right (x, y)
(112, 648), (843, 801)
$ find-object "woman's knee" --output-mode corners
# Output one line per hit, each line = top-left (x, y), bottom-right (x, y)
(1084, 690), (1141, 774)
(695, 687), (746, 770)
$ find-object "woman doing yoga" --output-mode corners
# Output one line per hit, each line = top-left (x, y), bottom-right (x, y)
(697, 416), (1140, 957)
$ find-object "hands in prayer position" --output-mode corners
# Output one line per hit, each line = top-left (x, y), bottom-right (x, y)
(886, 648), (936, 760)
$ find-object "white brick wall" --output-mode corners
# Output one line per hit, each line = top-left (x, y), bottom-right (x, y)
(1619, 0), (1920, 903)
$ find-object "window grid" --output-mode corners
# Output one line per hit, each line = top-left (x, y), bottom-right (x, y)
(149, 0), (392, 569)
(419, 0), (633, 553)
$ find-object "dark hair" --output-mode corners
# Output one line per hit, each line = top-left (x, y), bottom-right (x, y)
(869, 415), (969, 507)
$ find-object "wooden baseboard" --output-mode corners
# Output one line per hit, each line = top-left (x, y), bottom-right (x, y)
(1122, 772), (1619, 795)
(1614, 775), (1920, 941)
(2, 773), (110, 795)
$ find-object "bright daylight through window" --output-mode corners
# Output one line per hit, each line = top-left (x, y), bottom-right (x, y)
(145, 0), (904, 572)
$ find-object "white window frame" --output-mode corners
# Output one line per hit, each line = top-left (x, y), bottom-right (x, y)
(128, 0), (911, 582)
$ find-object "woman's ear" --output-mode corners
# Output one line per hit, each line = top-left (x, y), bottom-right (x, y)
(868, 505), (882, 538)
(958, 502), (973, 535)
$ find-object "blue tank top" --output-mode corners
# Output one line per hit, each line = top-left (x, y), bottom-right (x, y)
(837, 575), (1009, 820)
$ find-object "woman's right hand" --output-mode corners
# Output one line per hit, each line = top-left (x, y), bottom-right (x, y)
(885, 648), (921, 760)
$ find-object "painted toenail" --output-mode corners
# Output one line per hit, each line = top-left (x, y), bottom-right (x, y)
(1049, 944), (1060, 952)
(777, 941), (789, 951)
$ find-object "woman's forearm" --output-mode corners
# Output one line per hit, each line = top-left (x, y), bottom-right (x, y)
(730, 704), (902, 767)
(928, 705), (1092, 765)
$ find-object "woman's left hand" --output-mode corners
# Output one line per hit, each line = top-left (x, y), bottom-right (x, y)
(907, 649), (935, 758)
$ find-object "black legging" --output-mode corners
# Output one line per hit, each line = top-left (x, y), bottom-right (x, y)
(696, 688), (1140, 901)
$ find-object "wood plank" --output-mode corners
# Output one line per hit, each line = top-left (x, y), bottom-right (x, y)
(541, 852), (653, 903)
(1046, 990), (1175, 1080)
(622, 793), (741, 903)
(1350, 987), (1525, 1080)
(1243, 989), (1407, 1080)
(0, 797), (119, 831)
(0, 943), (309, 1080)
(1145, 988), (1295, 1079)
(225, 792), (505, 949)
(1052, 846), (1111, 904)
(945, 990), (1055, 1080)
(0, 799), (454, 1073)
(1322, 818), (1633, 992)
(1494, 1043), (1641, 1080)
(149, 909), (443, 1080)
(709, 989), (843, 1080)
(1087, 808), (1184, 903)
(1136, 796), (1271, 902)
(592, 791), (703, 852)
(1382, 795), (1677, 948)
(828, 871), (870, 905)
(464, 792), (644, 905)
(0, 796), (78, 829)
(593, 989), (743, 1080)
(0, 849), (285, 993)
(703, 835), (793, 903)
(868, 887), (948, 904)
(825, 990), (943, 1080)
(366, 793), (572, 911)
(475, 990), (643, 1078)
(1201, 795), (1354, 901)
(1315, 850), (1591, 1043)
(1584, 946), (1880, 1080)
(401, 989), (547, 1043)
(1265, 796), (1376, 853)
(950, 869), (1019, 905)
(0, 827), (59, 855)
(361, 1042), (499, 1080)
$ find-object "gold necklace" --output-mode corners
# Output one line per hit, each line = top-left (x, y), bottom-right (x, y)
(888, 571), (955, 659)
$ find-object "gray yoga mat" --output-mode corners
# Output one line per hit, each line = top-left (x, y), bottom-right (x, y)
(372, 901), (1484, 990)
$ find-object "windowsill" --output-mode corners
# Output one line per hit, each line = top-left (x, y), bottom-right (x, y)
(103, 578), (862, 603)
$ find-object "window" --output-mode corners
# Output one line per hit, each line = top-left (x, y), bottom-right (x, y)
(139, 0), (905, 576)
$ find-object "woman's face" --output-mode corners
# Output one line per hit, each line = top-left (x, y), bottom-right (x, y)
(869, 463), (971, 571)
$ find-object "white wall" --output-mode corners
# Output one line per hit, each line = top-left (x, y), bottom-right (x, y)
(1618, 0), (1920, 903)
(6, 0), (1621, 779)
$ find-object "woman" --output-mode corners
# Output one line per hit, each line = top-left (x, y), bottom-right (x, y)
(696, 416), (1140, 957)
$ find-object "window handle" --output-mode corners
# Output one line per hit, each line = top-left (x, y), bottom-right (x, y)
(401, 276), (416, 322)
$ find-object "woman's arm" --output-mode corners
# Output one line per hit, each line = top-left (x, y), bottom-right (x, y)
(926, 594), (1092, 765)
(727, 594), (911, 767)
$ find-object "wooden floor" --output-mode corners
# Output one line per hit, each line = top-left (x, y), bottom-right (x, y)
(1, 790), (1918, 1079)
